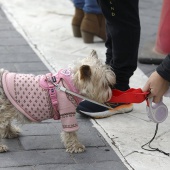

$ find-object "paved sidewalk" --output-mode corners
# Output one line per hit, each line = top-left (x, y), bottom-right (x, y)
(0, 0), (170, 170)
(0, 6), (128, 170)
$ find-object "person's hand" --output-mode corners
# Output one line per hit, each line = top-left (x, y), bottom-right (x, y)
(142, 71), (170, 103)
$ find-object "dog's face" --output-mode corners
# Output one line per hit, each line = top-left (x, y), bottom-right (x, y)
(71, 50), (116, 103)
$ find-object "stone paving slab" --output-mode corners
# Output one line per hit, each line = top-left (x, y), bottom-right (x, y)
(35, 162), (124, 170)
(0, 161), (127, 170)
(0, 147), (126, 168)
(0, 150), (74, 168)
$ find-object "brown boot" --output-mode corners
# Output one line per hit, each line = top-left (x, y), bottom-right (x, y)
(72, 8), (84, 37)
(80, 13), (106, 43)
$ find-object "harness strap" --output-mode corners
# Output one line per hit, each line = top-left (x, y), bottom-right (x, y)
(46, 73), (60, 120)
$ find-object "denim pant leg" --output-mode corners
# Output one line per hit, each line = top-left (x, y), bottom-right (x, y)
(83, 0), (102, 14)
(72, 0), (102, 14)
(98, 0), (141, 91)
(72, 0), (84, 9)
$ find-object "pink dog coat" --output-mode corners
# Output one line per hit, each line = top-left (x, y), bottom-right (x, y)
(2, 69), (82, 132)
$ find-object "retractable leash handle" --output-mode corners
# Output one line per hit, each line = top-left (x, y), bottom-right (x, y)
(142, 89), (170, 156)
(146, 97), (168, 123)
(146, 87), (170, 123)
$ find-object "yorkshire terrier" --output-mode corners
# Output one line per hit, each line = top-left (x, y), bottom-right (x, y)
(0, 50), (115, 153)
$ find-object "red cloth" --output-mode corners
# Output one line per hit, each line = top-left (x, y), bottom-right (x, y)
(109, 88), (149, 103)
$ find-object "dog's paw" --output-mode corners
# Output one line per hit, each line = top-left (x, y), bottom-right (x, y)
(66, 143), (85, 153)
(0, 144), (8, 153)
(61, 131), (85, 153)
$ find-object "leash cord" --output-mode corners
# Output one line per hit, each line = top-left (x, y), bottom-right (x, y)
(48, 79), (113, 109)
(141, 123), (169, 156)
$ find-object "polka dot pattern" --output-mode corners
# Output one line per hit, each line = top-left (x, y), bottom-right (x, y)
(14, 74), (53, 121)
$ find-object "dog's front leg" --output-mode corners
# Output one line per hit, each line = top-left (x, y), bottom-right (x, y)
(61, 131), (85, 153)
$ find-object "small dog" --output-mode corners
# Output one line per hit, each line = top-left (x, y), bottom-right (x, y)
(0, 50), (115, 153)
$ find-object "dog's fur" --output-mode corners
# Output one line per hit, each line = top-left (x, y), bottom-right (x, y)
(0, 50), (116, 153)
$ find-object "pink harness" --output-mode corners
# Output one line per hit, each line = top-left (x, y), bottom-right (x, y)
(2, 69), (82, 132)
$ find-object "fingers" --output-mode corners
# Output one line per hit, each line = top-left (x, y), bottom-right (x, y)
(147, 89), (162, 103)
(142, 82), (150, 92)
(147, 88), (161, 103)
(142, 71), (169, 103)
(147, 92), (153, 99)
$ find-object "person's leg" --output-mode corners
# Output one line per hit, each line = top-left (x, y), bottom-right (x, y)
(76, 0), (140, 118)
(72, 0), (84, 9)
(105, 25), (113, 67)
(72, 0), (106, 43)
(72, 0), (85, 37)
(83, 0), (101, 14)
(98, 0), (140, 91)
(81, 0), (106, 43)
(72, 0), (101, 14)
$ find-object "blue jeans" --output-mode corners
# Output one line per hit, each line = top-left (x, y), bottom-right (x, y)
(72, 0), (102, 14)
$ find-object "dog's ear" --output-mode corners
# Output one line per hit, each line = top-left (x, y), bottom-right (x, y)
(90, 49), (98, 59)
(80, 65), (91, 80)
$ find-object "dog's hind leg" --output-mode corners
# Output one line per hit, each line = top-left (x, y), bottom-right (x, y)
(4, 123), (20, 139)
(0, 137), (8, 153)
(0, 92), (20, 139)
(0, 143), (8, 153)
(0, 121), (20, 139)
(0, 121), (9, 153)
